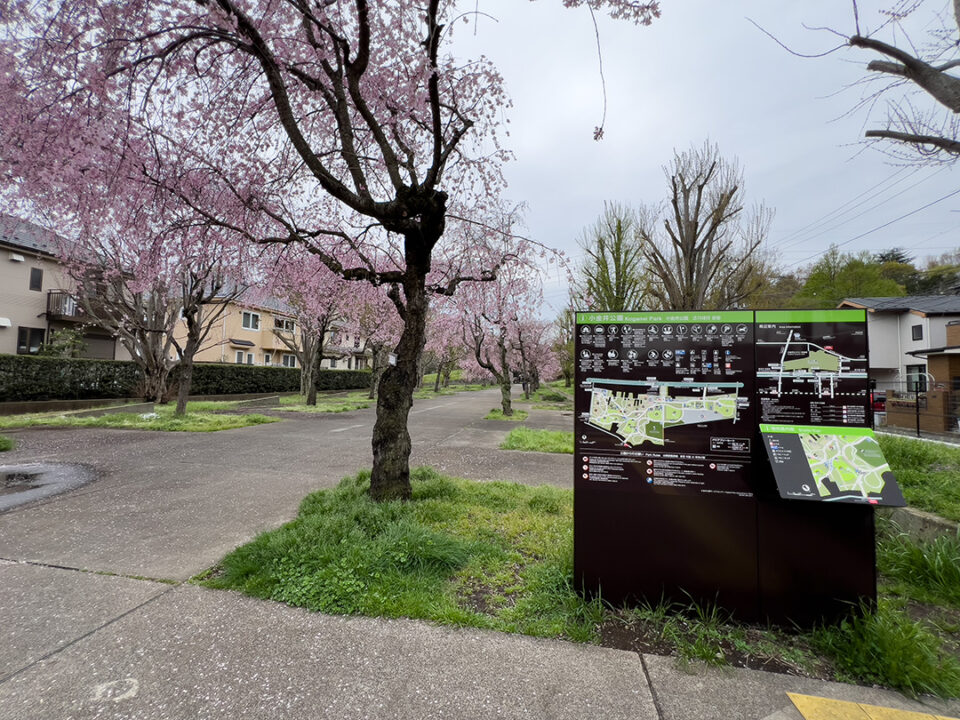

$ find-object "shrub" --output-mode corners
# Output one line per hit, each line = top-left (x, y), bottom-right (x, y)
(0, 354), (371, 402)
(0, 354), (142, 401)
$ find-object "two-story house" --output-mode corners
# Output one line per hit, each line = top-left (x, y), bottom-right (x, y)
(838, 296), (960, 392)
(0, 214), (125, 359)
(189, 295), (371, 370)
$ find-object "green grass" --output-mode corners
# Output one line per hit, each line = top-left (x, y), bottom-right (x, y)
(877, 434), (960, 522)
(501, 428), (574, 454)
(200, 469), (960, 697)
(811, 599), (960, 697)
(278, 391), (373, 413)
(200, 468), (602, 641)
(0, 434), (13, 451)
(0, 406), (276, 432)
(485, 409), (528, 422)
(414, 383), (487, 399)
(877, 524), (960, 608)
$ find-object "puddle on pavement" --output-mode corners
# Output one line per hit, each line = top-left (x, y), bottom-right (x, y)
(0, 463), (95, 511)
(0, 472), (42, 496)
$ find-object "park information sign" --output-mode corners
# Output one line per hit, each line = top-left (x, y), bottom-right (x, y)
(574, 308), (905, 623)
(576, 311), (755, 497)
(760, 424), (905, 506)
(755, 310), (870, 426)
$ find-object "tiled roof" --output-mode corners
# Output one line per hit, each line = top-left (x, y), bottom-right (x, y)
(0, 214), (61, 256)
(840, 296), (960, 315)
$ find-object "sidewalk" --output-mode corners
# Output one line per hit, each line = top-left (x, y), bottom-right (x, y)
(1, 389), (958, 719)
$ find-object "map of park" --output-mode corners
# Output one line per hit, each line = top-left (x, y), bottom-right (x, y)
(799, 433), (891, 500)
(588, 382), (739, 446)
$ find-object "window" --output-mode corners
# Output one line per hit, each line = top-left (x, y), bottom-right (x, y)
(264, 352), (272, 366)
(354, 337), (361, 348)
(282, 354), (297, 368)
(906, 364), (928, 393)
(241, 311), (260, 330)
(246, 353), (254, 365)
(356, 357), (367, 370)
(911, 324), (923, 341)
(236, 350), (244, 364)
(347, 357), (352, 370)
(329, 357), (337, 369)
(273, 317), (295, 332)
(29, 267), (42, 291)
(17, 327), (45, 354)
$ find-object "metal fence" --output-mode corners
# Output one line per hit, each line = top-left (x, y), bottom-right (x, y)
(871, 379), (960, 438)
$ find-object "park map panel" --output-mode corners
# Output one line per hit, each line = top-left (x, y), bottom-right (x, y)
(754, 310), (870, 426)
(575, 312), (756, 498)
(760, 424), (905, 506)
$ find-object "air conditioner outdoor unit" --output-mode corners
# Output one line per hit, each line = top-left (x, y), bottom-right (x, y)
(9, 253), (25, 262)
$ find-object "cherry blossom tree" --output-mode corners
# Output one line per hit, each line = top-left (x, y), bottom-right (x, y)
(0, 0), (657, 500)
(457, 258), (543, 416)
(423, 303), (466, 393)
(345, 284), (402, 400)
(514, 316), (555, 398)
(264, 249), (353, 405)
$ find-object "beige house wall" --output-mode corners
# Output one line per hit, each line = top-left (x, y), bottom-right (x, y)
(184, 300), (370, 370)
(186, 302), (302, 367)
(0, 243), (131, 361)
(0, 244), (62, 355)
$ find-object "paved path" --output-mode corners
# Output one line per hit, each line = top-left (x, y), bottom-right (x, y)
(0, 388), (957, 719)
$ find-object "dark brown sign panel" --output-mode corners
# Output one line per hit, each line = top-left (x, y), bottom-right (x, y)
(575, 309), (893, 625)
(574, 311), (760, 616)
(754, 310), (870, 426)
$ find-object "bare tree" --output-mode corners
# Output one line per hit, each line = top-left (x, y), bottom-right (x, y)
(571, 202), (648, 311)
(847, 1), (960, 161)
(638, 142), (772, 311)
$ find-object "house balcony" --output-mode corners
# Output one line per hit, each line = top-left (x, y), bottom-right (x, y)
(46, 290), (86, 322)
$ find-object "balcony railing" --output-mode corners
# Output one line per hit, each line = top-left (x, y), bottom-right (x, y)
(46, 290), (86, 321)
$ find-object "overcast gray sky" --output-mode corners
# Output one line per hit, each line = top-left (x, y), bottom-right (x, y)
(452, 0), (960, 313)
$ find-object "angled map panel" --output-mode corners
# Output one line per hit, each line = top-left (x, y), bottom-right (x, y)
(754, 310), (869, 427)
(760, 424), (905, 506)
(575, 311), (756, 497)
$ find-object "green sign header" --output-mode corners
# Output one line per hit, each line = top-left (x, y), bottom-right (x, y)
(755, 310), (866, 323)
(577, 311), (754, 324)
(759, 424), (876, 437)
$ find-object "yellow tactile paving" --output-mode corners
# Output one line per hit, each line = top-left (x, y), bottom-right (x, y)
(787, 694), (959, 720)
(789, 693), (871, 720)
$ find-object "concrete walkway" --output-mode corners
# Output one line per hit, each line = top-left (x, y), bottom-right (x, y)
(1, 388), (958, 719)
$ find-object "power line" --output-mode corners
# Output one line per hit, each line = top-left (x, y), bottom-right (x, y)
(787, 185), (960, 268)
(773, 167), (948, 253)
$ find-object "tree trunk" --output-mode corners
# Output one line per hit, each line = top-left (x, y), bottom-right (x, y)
(497, 335), (513, 415)
(442, 363), (452, 387)
(500, 377), (513, 415)
(368, 345), (386, 400)
(143, 366), (168, 404)
(433, 361), (443, 392)
(306, 352), (319, 406)
(175, 340), (198, 416)
(305, 333), (322, 406)
(369, 264), (429, 502)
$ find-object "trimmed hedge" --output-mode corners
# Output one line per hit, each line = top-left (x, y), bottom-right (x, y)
(186, 364), (370, 394)
(0, 354), (371, 402)
(0, 355), (142, 401)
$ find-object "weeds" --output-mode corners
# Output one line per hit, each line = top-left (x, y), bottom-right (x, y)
(0, 407), (276, 432)
(877, 435), (960, 522)
(203, 469), (600, 641)
(811, 600), (960, 697)
(279, 392), (372, 413)
(877, 525), (960, 608)
(500, 428), (573, 454)
(485, 409), (528, 422)
(0, 434), (12, 451)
